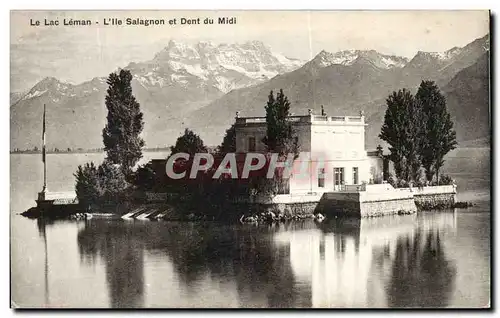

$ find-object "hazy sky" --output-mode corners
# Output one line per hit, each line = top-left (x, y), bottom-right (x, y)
(10, 10), (489, 92)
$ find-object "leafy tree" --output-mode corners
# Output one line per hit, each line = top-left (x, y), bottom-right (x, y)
(262, 89), (299, 157)
(416, 81), (457, 183)
(404, 97), (425, 182)
(102, 69), (145, 176)
(170, 128), (208, 156)
(216, 124), (236, 155)
(379, 89), (415, 181)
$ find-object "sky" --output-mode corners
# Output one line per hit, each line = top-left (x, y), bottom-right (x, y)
(10, 10), (490, 92)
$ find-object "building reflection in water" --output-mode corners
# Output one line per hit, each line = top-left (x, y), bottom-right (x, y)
(273, 211), (458, 308)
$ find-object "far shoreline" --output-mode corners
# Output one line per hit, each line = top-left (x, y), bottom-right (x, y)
(9, 148), (172, 155)
(9, 145), (490, 155)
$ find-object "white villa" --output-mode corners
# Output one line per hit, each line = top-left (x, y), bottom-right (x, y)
(234, 109), (386, 196)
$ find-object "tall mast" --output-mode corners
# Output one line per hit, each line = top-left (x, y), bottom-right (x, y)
(42, 104), (47, 193)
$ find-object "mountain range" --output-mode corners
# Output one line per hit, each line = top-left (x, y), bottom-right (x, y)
(11, 35), (489, 151)
(189, 34), (490, 148)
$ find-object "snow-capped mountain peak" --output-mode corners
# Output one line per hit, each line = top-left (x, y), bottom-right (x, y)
(139, 40), (304, 93)
(420, 47), (462, 61)
(21, 77), (72, 101)
(310, 49), (409, 69)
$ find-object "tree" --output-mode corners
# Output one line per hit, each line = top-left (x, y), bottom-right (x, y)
(404, 97), (425, 182)
(97, 161), (129, 203)
(170, 128), (208, 156)
(102, 69), (145, 176)
(133, 162), (156, 191)
(74, 162), (101, 209)
(416, 81), (457, 183)
(248, 89), (299, 197)
(262, 89), (299, 157)
(216, 124), (236, 156)
(379, 89), (416, 181)
(74, 161), (130, 209)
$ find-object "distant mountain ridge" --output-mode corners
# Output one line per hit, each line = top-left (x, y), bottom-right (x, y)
(11, 34), (490, 151)
(309, 50), (409, 69)
(443, 52), (490, 144)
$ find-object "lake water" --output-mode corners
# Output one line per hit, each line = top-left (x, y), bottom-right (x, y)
(10, 148), (491, 308)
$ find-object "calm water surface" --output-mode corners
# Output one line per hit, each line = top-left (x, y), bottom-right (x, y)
(10, 148), (491, 308)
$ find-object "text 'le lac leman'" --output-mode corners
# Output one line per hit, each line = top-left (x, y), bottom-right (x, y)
(30, 17), (237, 27)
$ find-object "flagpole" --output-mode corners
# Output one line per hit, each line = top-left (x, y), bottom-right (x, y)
(42, 103), (47, 193)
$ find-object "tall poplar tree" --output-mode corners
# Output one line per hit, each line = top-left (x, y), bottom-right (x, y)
(416, 80), (457, 183)
(216, 124), (236, 156)
(262, 89), (299, 157)
(102, 69), (145, 176)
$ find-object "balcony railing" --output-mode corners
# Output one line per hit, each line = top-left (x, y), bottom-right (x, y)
(235, 115), (365, 125)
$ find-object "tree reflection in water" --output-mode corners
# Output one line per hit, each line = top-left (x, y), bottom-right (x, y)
(77, 222), (145, 308)
(312, 213), (457, 308)
(387, 228), (457, 308)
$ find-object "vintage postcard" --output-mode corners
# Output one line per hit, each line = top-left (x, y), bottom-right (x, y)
(10, 10), (490, 308)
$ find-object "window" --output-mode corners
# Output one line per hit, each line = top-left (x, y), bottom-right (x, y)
(352, 167), (359, 184)
(248, 137), (256, 152)
(318, 168), (325, 188)
(334, 167), (345, 190)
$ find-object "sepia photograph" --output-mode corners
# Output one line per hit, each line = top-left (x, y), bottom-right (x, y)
(10, 10), (491, 308)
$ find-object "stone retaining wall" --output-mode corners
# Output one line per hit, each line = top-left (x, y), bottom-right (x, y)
(315, 192), (417, 218)
(360, 199), (417, 217)
(414, 192), (456, 210)
(314, 184), (455, 218)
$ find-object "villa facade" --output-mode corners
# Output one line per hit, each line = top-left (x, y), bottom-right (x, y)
(234, 109), (387, 195)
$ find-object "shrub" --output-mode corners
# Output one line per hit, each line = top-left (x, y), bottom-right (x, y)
(396, 178), (409, 188)
(98, 161), (129, 203)
(133, 162), (156, 191)
(438, 174), (454, 185)
(387, 173), (397, 188)
(74, 162), (102, 209)
(414, 169), (428, 188)
(74, 160), (130, 209)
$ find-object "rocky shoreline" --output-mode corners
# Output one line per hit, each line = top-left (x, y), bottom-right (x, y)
(20, 199), (475, 222)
